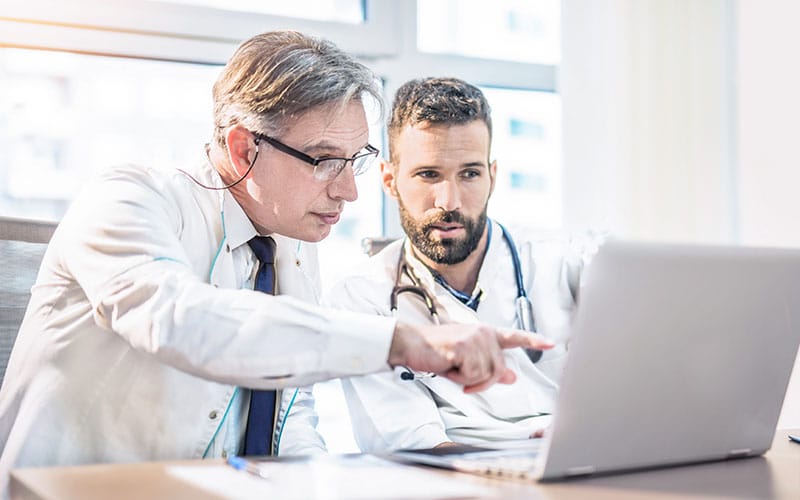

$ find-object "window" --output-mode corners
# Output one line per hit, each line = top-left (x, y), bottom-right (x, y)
(481, 87), (562, 230)
(418, 0), (561, 64)
(150, 0), (366, 23)
(0, 48), (218, 220)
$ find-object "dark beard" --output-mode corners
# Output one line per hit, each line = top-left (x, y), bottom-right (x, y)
(398, 200), (488, 265)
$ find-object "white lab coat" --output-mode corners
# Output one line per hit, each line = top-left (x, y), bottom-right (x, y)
(324, 221), (592, 452)
(0, 161), (396, 493)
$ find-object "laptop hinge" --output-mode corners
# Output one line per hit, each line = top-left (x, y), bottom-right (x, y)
(566, 465), (596, 477)
(727, 448), (752, 458)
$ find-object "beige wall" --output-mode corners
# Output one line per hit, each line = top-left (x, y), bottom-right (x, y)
(736, 0), (800, 428)
(562, 0), (800, 428)
(561, 0), (735, 244)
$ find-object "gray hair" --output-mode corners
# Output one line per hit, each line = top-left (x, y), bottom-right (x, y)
(387, 77), (492, 163)
(212, 30), (382, 148)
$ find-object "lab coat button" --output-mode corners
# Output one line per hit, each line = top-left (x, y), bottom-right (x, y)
(209, 410), (218, 420)
(295, 259), (301, 267)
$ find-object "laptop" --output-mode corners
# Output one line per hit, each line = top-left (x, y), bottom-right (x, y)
(392, 240), (800, 481)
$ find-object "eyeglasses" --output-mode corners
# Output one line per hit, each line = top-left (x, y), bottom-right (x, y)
(253, 132), (379, 182)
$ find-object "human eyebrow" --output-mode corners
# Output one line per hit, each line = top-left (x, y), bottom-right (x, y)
(462, 161), (488, 169)
(303, 141), (370, 158)
(410, 164), (443, 173)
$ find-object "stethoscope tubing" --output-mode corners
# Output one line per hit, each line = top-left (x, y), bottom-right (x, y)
(391, 221), (543, 377)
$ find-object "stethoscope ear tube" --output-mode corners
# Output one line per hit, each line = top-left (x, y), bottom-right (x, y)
(504, 225), (544, 365)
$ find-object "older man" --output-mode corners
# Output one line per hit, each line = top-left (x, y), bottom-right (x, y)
(322, 78), (593, 453)
(0, 33), (550, 492)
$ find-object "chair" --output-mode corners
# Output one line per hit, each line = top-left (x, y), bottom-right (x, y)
(0, 216), (58, 387)
(360, 237), (397, 257)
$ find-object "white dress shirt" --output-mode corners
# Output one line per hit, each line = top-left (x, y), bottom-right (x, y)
(0, 160), (396, 494)
(321, 220), (595, 453)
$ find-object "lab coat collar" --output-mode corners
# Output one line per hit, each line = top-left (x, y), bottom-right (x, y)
(475, 219), (505, 292)
(401, 238), (438, 292)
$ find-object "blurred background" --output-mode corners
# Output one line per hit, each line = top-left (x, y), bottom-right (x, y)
(1, 0), (798, 451)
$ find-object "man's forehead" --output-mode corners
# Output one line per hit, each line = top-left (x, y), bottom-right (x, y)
(403, 119), (488, 132)
(394, 120), (491, 157)
(397, 120), (489, 141)
(285, 101), (369, 151)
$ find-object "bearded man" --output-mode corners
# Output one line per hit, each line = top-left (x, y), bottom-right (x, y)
(300, 77), (595, 453)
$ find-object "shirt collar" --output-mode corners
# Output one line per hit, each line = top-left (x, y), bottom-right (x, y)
(191, 159), (259, 251)
(222, 190), (258, 251)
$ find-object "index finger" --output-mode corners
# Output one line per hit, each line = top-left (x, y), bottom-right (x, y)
(495, 329), (556, 350)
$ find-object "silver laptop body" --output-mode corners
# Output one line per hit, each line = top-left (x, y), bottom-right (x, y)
(394, 241), (800, 481)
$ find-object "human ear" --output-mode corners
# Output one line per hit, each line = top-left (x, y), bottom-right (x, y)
(381, 159), (399, 199)
(488, 160), (498, 196)
(225, 125), (258, 177)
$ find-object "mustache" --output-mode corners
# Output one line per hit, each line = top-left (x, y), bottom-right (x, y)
(422, 210), (466, 231)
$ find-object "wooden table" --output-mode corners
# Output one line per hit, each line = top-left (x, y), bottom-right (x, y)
(10, 430), (800, 499)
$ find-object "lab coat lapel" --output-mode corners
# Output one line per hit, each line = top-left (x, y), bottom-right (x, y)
(208, 244), (237, 289)
(209, 190), (252, 289)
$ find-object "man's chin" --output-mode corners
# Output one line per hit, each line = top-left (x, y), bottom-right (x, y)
(286, 226), (332, 243)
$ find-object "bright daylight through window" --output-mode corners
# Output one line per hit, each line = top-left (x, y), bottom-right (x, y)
(0, 0), (561, 454)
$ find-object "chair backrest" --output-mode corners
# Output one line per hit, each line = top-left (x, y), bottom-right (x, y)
(0, 216), (58, 386)
(361, 236), (397, 257)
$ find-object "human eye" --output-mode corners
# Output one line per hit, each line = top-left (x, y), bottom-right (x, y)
(415, 169), (439, 180)
(461, 168), (482, 179)
(314, 158), (346, 181)
(317, 157), (345, 167)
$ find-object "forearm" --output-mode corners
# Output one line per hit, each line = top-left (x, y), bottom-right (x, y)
(94, 259), (396, 388)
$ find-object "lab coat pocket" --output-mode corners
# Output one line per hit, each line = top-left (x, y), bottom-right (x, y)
(533, 344), (569, 385)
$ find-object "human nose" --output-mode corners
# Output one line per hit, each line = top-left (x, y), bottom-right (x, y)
(433, 179), (461, 212)
(328, 163), (358, 202)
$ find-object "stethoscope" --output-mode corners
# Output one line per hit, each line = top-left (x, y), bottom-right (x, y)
(391, 222), (543, 381)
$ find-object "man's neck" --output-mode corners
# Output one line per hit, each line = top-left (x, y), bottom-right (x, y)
(207, 145), (272, 236)
(417, 223), (490, 294)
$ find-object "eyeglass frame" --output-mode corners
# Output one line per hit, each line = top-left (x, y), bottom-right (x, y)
(252, 132), (379, 181)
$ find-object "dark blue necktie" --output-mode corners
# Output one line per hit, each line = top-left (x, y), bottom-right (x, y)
(243, 236), (277, 456)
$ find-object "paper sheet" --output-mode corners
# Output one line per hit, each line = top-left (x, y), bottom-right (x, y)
(168, 455), (490, 499)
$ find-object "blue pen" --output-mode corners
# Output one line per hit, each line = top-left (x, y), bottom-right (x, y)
(227, 455), (270, 479)
(789, 434), (800, 444)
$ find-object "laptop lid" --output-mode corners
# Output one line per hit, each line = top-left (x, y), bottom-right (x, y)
(392, 241), (800, 482)
(537, 240), (800, 479)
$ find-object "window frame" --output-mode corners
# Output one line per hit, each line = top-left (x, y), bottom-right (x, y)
(0, 0), (558, 235)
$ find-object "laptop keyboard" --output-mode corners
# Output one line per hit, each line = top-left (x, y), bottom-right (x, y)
(452, 452), (540, 479)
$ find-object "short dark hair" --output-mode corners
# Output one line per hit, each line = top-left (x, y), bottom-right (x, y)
(387, 77), (492, 163)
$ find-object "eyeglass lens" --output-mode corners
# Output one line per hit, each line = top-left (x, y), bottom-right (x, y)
(314, 150), (377, 180)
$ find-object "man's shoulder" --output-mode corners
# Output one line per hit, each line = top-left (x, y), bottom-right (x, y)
(349, 239), (403, 281)
(322, 239), (403, 307)
(91, 162), (208, 197)
(78, 162), (220, 234)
